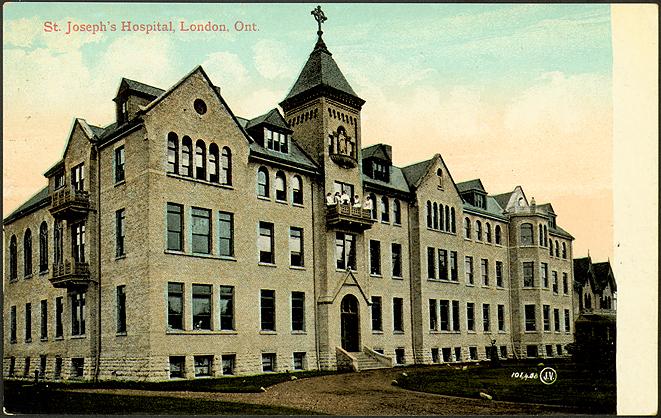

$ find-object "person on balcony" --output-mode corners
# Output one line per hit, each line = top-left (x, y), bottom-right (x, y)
(340, 190), (350, 205)
(326, 192), (335, 206)
(333, 192), (342, 205)
(363, 196), (373, 211)
(352, 195), (361, 208)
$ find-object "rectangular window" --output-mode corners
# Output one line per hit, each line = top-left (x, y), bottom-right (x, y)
(465, 256), (474, 285)
(115, 209), (126, 257)
(523, 261), (534, 287)
(500, 346), (507, 359)
(335, 232), (356, 270)
(192, 284), (212, 330)
(469, 347), (478, 360)
(431, 348), (440, 363)
(261, 289), (276, 331)
(54, 357), (62, 379)
(262, 353), (276, 372)
(218, 211), (234, 257)
(496, 261), (504, 287)
(556, 344), (563, 356)
(71, 163), (85, 191)
(369, 240), (381, 275)
(293, 352), (306, 370)
(467, 302), (475, 331)
(40, 300), (48, 340)
(222, 354), (236, 375)
(480, 259), (489, 286)
(291, 291), (305, 332)
(452, 300), (460, 331)
(24, 357), (31, 377)
(393, 297), (404, 332)
(427, 247), (436, 279)
(289, 227), (304, 267)
(564, 309), (570, 332)
(391, 243), (402, 278)
(438, 249), (448, 280)
(169, 356), (185, 378)
(439, 300), (449, 331)
(552, 271), (559, 294)
(562, 273), (569, 295)
(442, 348), (452, 362)
(166, 203), (183, 251)
(546, 344), (553, 357)
(527, 345), (539, 358)
(114, 145), (125, 183)
(168, 282), (184, 330)
(192, 207), (211, 254)
(497, 304), (505, 331)
(72, 223), (86, 263)
(482, 304), (490, 332)
(219, 286), (234, 330)
(116, 285), (127, 333)
(8, 357), (15, 377)
(429, 299), (438, 330)
(71, 292), (86, 336)
(541, 263), (549, 288)
(554, 308), (560, 331)
(194, 355), (212, 377)
(55, 297), (63, 338)
(258, 222), (275, 264)
(10, 306), (17, 343)
(55, 172), (65, 190)
(525, 304), (537, 331)
(395, 348), (405, 365)
(543, 305), (551, 331)
(450, 251), (458, 281)
(371, 296), (383, 331)
(71, 358), (84, 378)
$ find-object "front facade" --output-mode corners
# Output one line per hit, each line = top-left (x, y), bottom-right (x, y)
(4, 14), (577, 381)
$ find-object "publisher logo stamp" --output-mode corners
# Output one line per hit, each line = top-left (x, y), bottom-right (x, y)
(539, 367), (558, 385)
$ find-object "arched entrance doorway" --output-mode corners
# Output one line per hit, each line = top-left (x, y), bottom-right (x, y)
(340, 294), (360, 352)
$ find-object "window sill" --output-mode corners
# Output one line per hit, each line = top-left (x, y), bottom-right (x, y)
(167, 173), (234, 190)
(167, 330), (236, 335)
(40, 337), (48, 342)
(372, 330), (384, 335)
(259, 331), (277, 335)
(116, 332), (127, 337)
(115, 254), (126, 261)
(466, 283), (475, 287)
(289, 265), (306, 270)
(291, 331), (307, 335)
(24, 274), (33, 280)
(292, 203), (305, 208)
(481, 285), (490, 288)
(114, 180), (126, 187)
(257, 195), (271, 201)
(335, 269), (357, 273)
(54, 336), (64, 341)
(25, 339), (32, 343)
(39, 270), (49, 276)
(524, 331), (538, 334)
(498, 330), (506, 334)
(380, 221), (390, 225)
(393, 223), (402, 227)
(71, 335), (86, 339)
(164, 250), (235, 262)
(370, 273), (382, 278)
(392, 276), (404, 281)
(258, 262), (277, 268)
(393, 331), (405, 335)
(467, 331), (477, 334)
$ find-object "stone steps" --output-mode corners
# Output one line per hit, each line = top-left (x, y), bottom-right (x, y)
(352, 351), (389, 371)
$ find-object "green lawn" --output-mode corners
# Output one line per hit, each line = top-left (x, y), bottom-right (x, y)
(396, 359), (615, 414)
(3, 385), (320, 415)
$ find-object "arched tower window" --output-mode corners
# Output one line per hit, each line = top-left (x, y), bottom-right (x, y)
(167, 132), (179, 174)
(24, 229), (32, 277)
(54, 221), (63, 265)
(562, 242), (567, 259)
(275, 171), (287, 202)
(39, 222), (48, 273)
(486, 222), (492, 243)
(426, 201), (432, 228)
(450, 208), (456, 233)
(543, 226), (548, 247)
(464, 217), (471, 239)
(195, 140), (206, 180)
(538, 224), (543, 247)
(369, 193), (377, 219)
(433, 203), (438, 229)
(181, 136), (193, 177)
(520, 223), (533, 245)
(475, 221), (482, 241)
(438, 204), (444, 231)
(208, 143), (219, 183)
(495, 225), (502, 244)
(221, 147), (232, 185)
(444, 206), (450, 231)
(555, 240), (559, 257)
(381, 196), (390, 223)
(292, 175), (303, 205)
(393, 199), (401, 225)
(9, 235), (17, 280)
(257, 167), (269, 198)
(436, 168), (443, 188)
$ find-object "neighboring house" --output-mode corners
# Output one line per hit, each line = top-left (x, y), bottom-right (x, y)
(3, 10), (577, 381)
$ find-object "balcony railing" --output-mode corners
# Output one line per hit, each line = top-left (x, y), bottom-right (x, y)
(326, 203), (375, 231)
(50, 260), (92, 289)
(49, 186), (90, 219)
(328, 137), (357, 168)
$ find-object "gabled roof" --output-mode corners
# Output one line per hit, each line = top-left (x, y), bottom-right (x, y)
(463, 196), (508, 221)
(573, 256), (597, 290)
(3, 186), (50, 225)
(538, 203), (556, 215)
(492, 190), (514, 210)
(456, 179), (486, 194)
(593, 261), (617, 292)
(245, 108), (291, 132)
(248, 138), (319, 175)
(280, 35), (364, 110)
(362, 143), (392, 162)
(114, 78), (165, 101)
(402, 157), (435, 189)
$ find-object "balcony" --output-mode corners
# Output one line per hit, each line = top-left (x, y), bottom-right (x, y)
(50, 260), (92, 289)
(326, 204), (374, 231)
(328, 132), (357, 168)
(49, 186), (90, 219)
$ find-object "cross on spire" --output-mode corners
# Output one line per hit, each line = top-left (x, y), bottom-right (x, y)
(311, 5), (327, 37)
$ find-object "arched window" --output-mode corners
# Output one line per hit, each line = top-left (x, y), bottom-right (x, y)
(433, 203), (438, 229)
(555, 240), (559, 257)
(450, 208), (456, 233)
(39, 222), (48, 273)
(445, 206), (450, 231)
(475, 220), (482, 241)
(538, 225), (543, 246)
(275, 171), (287, 201)
(54, 220), (63, 265)
(181, 136), (192, 177)
(24, 229), (32, 277)
(9, 235), (17, 280)
(495, 225), (501, 244)
(381, 196), (390, 223)
(464, 217), (471, 239)
(549, 240), (553, 256)
(167, 132), (179, 174)
(520, 223), (533, 245)
(220, 147), (232, 185)
(257, 167), (269, 198)
(369, 193), (377, 219)
(292, 175), (303, 205)
(426, 201), (432, 228)
(486, 222), (492, 243)
(393, 199), (401, 225)
(208, 143), (219, 183)
(438, 203), (444, 231)
(543, 226), (548, 247)
(436, 168), (443, 188)
(195, 140), (206, 180)
(562, 242), (567, 259)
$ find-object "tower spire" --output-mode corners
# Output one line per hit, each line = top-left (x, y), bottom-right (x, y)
(311, 5), (329, 52)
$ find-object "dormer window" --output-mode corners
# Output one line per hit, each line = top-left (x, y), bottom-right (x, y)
(265, 128), (288, 153)
(372, 161), (389, 182)
(121, 100), (128, 122)
(54, 172), (65, 190)
(475, 194), (485, 209)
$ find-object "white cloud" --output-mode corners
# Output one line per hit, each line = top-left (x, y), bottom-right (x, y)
(253, 39), (296, 80)
(202, 51), (249, 87)
(3, 17), (43, 48)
